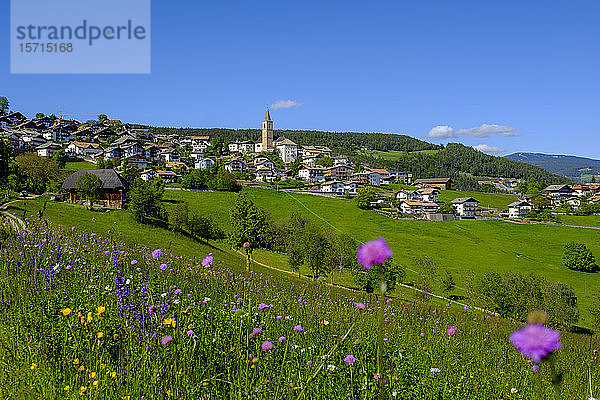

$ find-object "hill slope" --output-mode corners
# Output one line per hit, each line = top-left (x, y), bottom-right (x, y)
(505, 152), (600, 182)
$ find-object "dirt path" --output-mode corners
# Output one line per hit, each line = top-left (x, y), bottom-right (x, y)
(234, 249), (499, 316)
(1, 199), (31, 233)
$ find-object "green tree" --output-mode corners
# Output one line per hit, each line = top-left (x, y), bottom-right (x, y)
(35, 112), (45, 119)
(543, 283), (579, 328)
(76, 173), (103, 210)
(168, 202), (189, 232)
(53, 149), (68, 169)
(563, 241), (598, 272)
(96, 158), (106, 169)
(0, 139), (12, 186)
(592, 175), (597, 183)
(228, 193), (269, 249)
(15, 153), (59, 194)
(440, 269), (456, 295)
(128, 180), (166, 223)
(353, 258), (405, 294)
(0, 97), (8, 114)
(439, 201), (456, 214)
(315, 156), (333, 167)
(188, 213), (223, 243)
(98, 114), (108, 123)
(354, 188), (376, 210)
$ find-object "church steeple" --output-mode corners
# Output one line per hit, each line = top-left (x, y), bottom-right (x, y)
(261, 107), (273, 151)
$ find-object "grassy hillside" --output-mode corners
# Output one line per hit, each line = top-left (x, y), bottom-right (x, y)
(164, 188), (600, 325)
(10, 189), (600, 326)
(438, 190), (518, 211)
(65, 161), (96, 171)
(357, 149), (441, 161)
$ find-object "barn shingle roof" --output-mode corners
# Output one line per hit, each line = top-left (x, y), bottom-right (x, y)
(61, 169), (128, 191)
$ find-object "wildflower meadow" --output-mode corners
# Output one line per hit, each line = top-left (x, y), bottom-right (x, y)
(1, 219), (600, 399)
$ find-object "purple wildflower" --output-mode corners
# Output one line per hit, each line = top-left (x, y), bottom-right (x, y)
(160, 263), (167, 271)
(202, 255), (214, 267)
(174, 289), (182, 295)
(186, 330), (195, 336)
(532, 365), (540, 372)
(355, 302), (366, 310)
(151, 249), (163, 259)
(252, 327), (262, 335)
(148, 305), (158, 315)
(41, 239), (47, 244)
(293, 325), (303, 332)
(161, 335), (172, 345)
(131, 260), (138, 265)
(344, 355), (357, 365)
(261, 341), (274, 351)
(278, 336), (286, 342)
(104, 250), (109, 255)
(71, 226), (75, 231)
(446, 326), (457, 337)
(356, 237), (393, 269)
(243, 242), (250, 249)
(510, 324), (563, 363)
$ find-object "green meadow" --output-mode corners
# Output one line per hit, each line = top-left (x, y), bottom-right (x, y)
(11, 187), (600, 326)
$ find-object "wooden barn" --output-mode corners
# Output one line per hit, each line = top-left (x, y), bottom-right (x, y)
(61, 169), (128, 209)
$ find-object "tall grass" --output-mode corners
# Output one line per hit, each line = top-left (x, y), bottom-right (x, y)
(1, 218), (599, 398)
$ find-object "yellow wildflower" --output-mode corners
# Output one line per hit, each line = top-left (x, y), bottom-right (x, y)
(111, 371), (116, 378)
(93, 380), (98, 387)
(64, 386), (70, 391)
(89, 372), (96, 379)
(163, 318), (176, 327)
(87, 312), (93, 323)
(124, 397), (131, 400)
(30, 363), (37, 370)
(79, 386), (87, 393)
(100, 364), (106, 370)
(78, 366), (85, 372)
(61, 308), (72, 316)
(97, 332), (104, 339)
(166, 390), (172, 397)
(96, 306), (106, 319)
(73, 358), (79, 365)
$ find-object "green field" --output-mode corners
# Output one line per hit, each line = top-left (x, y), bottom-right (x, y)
(559, 214), (600, 227)
(10, 188), (600, 326)
(438, 190), (518, 211)
(357, 149), (440, 161)
(161, 188), (600, 325)
(65, 161), (97, 171)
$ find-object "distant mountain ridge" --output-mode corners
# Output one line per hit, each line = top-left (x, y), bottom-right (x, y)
(504, 152), (600, 182)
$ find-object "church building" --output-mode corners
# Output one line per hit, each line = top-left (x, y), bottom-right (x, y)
(255, 108), (274, 152)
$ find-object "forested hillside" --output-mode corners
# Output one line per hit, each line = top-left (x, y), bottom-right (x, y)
(505, 152), (600, 182)
(353, 143), (570, 190)
(139, 126), (443, 154)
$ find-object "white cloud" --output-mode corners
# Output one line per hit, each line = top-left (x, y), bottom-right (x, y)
(456, 124), (519, 138)
(426, 125), (456, 140)
(473, 144), (506, 155)
(271, 99), (303, 110)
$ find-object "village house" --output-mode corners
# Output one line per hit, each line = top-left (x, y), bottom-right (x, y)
(333, 155), (350, 166)
(320, 180), (357, 195)
(395, 190), (420, 201)
(67, 141), (103, 157)
(140, 169), (158, 181)
(298, 166), (326, 183)
(542, 184), (574, 206)
(101, 147), (124, 161)
(20, 131), (46, 148)
(366, 168), (391, 182)
(122, 154), (149, 170)
(224, 157), (246, 173)
(450, 197), (480, 217)
(416, 188), (439, 203)
(588, 194), (600, 204)
(351, 171), (381, 186)
(398, 200), (440, 215)
(274, 137), (298, 163)
(0, 112), (27, 127)
(565, 197), (581, 209)
(414, 178), (452, 190)
(36, 142), (62, 157)
(255, 166), (276, 182)
(61, 169), (128, 209)
(165, 161), (188, 170)
(190, 136), (211, 152)
(508, 200), (533, 219)
(301, 145), (332, 159)
(160, 148), (181, 163)
(195, 157), (215, 170)
(229, 140), (256, 154)
(325, 164), (355, 181)
(156, 170), (178, 183)
(1, 130), (24, 149)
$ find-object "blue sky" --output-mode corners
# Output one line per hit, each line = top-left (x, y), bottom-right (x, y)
(2, 0), (600, 158)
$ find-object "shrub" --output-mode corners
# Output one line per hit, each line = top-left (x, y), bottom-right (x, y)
(563, 241), (598, 272)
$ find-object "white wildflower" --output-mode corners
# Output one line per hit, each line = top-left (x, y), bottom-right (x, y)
(327, 364), (336, 372)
